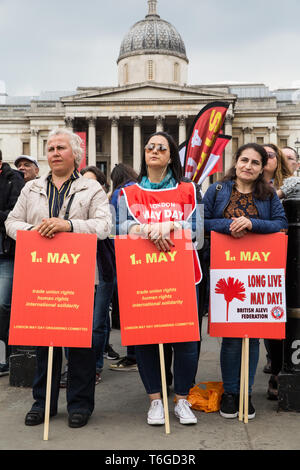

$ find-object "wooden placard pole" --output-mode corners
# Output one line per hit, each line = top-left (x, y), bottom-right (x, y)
(239, 337), (249, 423)
(159, 344), (170, 434)
(43, 345), (54, 441)
(244, 337), (249, 424)
(239, 338), (245, 421)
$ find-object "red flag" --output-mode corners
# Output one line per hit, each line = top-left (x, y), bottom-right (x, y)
(184, 102), (229, 183)
(180, 134), (231, 184)
(76, 132), (87, 171)
(209, 134), (232, 176)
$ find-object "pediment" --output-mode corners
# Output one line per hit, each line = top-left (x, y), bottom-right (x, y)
(61, 82), (235, 103)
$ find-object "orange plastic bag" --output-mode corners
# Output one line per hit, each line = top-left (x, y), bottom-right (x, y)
(187, 381), (224, 413)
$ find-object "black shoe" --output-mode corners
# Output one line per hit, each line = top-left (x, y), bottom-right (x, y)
(247, 396), (256, 419)
(0, 363), (9, 376)
(109, 357), (138, 371)
(263, 359), (272, 374)
(103, 344), (120, 360)
(25, 408), (57, 426)
(235, 394), (256, 420)
(68, 412), (90, 428)
(267, 375), (278, 401)
(220, 393), (238, 419)
(25, 410), (44, 426)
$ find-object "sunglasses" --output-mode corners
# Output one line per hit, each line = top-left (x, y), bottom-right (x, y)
(267, 151), (277, 159)
(145, 143), (168, 152)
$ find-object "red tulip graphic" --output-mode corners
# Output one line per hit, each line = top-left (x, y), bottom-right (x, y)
(215, 277), (246, 322)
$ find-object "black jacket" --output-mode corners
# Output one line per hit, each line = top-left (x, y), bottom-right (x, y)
(0, 162), (24, 257)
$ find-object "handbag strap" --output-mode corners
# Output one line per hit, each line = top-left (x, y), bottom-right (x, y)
(64, 193), (75, 220)
(213, 184), (222, 206)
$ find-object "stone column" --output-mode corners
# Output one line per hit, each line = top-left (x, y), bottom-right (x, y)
(224, 113), (234, 172)
(242, 126), (253, 145)
(110, 116), (119, 169)
(30, 129), (38, 159)
(64, 117), (74, 129)
(268, 125), (278, 145)
(178, 114), (187, 144)
(155, 115), (165, 132)
(87, 116), (97, 166)
(132, 116), (142, 172)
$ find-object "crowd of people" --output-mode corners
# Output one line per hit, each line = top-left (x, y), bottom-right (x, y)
(0, 126), (298, 428)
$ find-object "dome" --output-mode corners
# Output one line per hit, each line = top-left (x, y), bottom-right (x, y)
(117, 1), (188, 63)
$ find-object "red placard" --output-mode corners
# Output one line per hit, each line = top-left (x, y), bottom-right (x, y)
(9, 231), (97, 347)
(115, 233), (200, 346)
(209, 232), (287, 339)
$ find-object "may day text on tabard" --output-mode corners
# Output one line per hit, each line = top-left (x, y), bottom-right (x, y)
(9, 231), (97, 441)
(115, 230), (200, 434)
(209, 231), (287, 423)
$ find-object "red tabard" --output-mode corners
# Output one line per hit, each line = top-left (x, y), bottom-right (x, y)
(122, 182), (202, 283)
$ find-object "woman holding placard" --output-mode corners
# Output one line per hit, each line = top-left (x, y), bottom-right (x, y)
(117, 131), (203, 427)
(203, 142), (287, 419)
(5, 129), (112, 430)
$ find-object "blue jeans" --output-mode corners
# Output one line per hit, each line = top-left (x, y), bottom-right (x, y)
(220, 337), (260, 395)
(0, 257), (14, 364)
(31, 346), (96, 415)
(135, 341), (198, 396)
(92, 275), (115, 371)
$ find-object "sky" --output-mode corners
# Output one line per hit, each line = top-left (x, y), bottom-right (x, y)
(1, 0), (300, 96)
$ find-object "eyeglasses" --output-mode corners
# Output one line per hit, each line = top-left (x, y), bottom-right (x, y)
(267, 151), (277, 159)
(145, 143), (168, 152)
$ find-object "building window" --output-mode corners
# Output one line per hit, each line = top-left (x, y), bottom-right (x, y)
(279, 138), (288, 148)
(43, 139), (48, 155)
(97, 161), (107, 177)
(256, 136), (264, 145)
(174, 62), (180, 83)
(96, 135), (103, 153)
(147, 60), (154, 80)
(22, 141), (30, 155)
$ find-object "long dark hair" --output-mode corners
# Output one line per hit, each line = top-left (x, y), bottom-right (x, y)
(138, 131), (183, 184)
(222, 143), (273, 200)
(81, 166), (110, 193)
(110, 163), (138, 192)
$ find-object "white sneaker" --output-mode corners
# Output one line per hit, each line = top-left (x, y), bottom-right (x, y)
(147, 399), (165, 425)
(174, 399), (197, 424)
